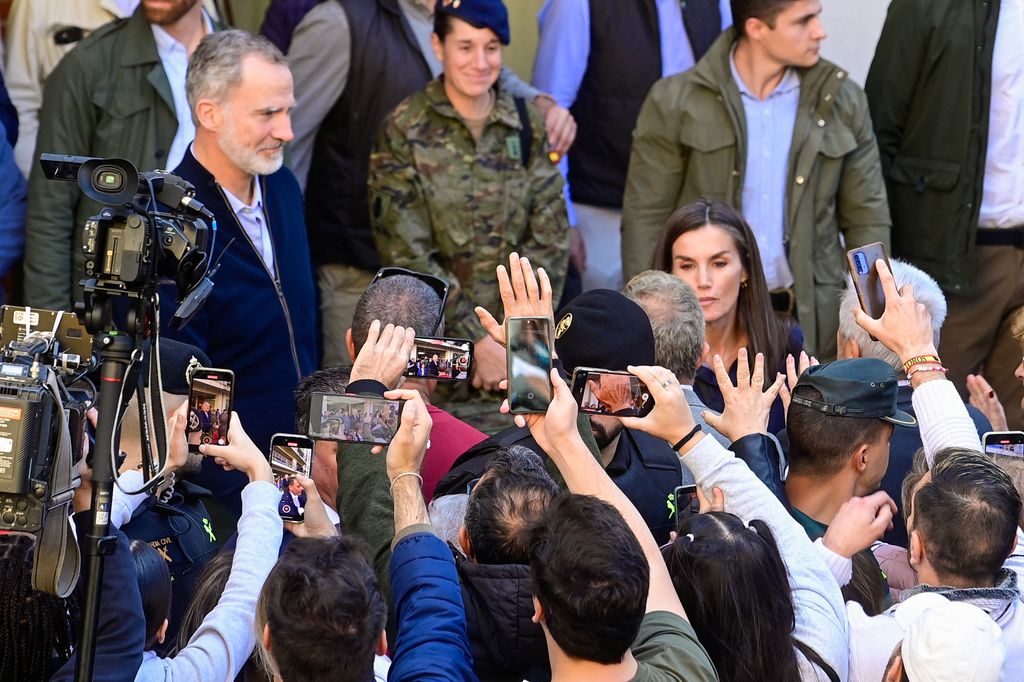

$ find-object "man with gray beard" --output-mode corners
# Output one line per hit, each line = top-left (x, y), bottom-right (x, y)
(158, 30), (317, 539)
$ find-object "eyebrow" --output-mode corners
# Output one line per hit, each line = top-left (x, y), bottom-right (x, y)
(674, 251), (732, 261)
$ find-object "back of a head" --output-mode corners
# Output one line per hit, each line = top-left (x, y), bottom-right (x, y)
(464, 445), (560, 565)
(838, 260), (946, 372)
(787, 384), (890, 480)
(912, 448), (1022, 586)
(663, 513), (800, 682)
(293, 365), (351, 433)
(257, 536), (385, 682)
(0, 534), (79, 680)
(528, 494), (649, 664)
(553, 289), (656, 373)
(130, 540), (172, 650)
(350, 275), (442, 354)
(623, 270), (705, 383)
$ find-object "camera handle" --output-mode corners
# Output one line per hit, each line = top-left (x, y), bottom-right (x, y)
(75, 331), (135, 682)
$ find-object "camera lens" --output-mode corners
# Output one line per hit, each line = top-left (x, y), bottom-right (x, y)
(91, 165), (126, 194)
(853, 253), (869, 275)
(526, 392), (535, 400)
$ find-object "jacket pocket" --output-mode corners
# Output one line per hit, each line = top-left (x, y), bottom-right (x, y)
(679, 124), (736, 153)
(889, 155), (961, 193)
(819, 129), (857, 158)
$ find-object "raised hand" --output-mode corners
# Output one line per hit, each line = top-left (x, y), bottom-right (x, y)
(350, 319), (416, 389)
(618, 365), (699, 450)
(284, 474), (339, 539)
(200, 413), (273, 484)
(382, 389), (433, 483)
(474, 252), (555, 349)
(702, 348), (785, 442)
(966, 374), (1008, 431)
(853, 259), (936, 364)
(821, 491), (897, 558)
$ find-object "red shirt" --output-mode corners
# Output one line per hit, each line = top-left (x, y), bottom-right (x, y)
(422, 404), (487, 499)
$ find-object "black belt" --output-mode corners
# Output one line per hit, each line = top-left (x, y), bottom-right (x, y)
(976, 227), (1024, 248)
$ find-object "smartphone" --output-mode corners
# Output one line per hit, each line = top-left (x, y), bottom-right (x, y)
(188, 367), (234, 453)
(846, 242), (891, 320)
(307, 392), (403, 444)
(505, 316), (553, 414)
(674, 484), (700, 520)
(571, 367), (653, 417)
(406, 337), (473, 381)
(269, 433), (314, 523)
(983, 431), (1024, 458)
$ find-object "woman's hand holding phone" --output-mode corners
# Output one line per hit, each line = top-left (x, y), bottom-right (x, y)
(284, 474), (338, 538)
(200, 413), (273, 484)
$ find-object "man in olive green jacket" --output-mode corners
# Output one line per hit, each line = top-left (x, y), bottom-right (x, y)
(621, 16), (890, 360)
(23, 2), (211, 311)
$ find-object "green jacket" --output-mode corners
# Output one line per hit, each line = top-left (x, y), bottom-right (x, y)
(865, 0), (998, 295)
(369, 78), (570, 342)
(621, 29), (891, 359)
(23, 7), (182, 310)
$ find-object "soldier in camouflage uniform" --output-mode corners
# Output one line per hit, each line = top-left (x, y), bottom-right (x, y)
(368, 0), (570, 393)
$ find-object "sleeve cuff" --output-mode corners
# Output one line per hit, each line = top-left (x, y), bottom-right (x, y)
(391, 523), (438, 552)
(814, 538), (853, 586)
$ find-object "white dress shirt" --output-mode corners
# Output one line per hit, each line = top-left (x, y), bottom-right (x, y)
(978, 0), (1024, 229)
(223, 178), (276, 275)
(151, 11), (213, 171)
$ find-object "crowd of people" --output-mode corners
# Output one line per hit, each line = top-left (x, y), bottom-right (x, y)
(0, 0), (1022, 680)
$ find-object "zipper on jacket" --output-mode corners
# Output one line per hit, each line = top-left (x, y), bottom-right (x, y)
(215, 182), (304, 382)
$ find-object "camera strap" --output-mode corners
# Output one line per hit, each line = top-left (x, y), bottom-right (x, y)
(31, 371), (82, 598)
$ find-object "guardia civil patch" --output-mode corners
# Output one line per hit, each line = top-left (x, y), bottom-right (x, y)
(506, 135), (522, 162)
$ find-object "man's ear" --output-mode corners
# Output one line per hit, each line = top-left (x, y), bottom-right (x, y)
(345, 328), (357, 364)
(851, 442), (871, 474)
(458, 525), (474, 560)
(908, 529), (924, 567)
(884, 652), (905, 682)
(376, 630), (388, 656)
(698, 341), (711, 369)
(531, 596), (544, 625)
(837, 334), (860, 361)
(193, 99), (221, 132)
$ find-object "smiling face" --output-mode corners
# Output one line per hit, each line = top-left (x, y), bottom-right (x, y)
(214, 55), (295, 177)
(431, 17), (502, 102)
(669, 225), (748, 327)
(747, 0), (828, 69)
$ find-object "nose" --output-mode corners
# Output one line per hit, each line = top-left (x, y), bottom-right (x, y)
(473, 47), (488, 70)
(274, 112), (294, 143)
(696, 265), (712, 289)
(812, 17), (827, 41)
(1015, 359), (1024, 382)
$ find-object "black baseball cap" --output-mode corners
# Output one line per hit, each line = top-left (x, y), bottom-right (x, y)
(792, 359), (916, 427)
(553, 289), (655, 373)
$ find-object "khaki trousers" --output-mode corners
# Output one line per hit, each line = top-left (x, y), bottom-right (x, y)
(318, 264), (375, 367)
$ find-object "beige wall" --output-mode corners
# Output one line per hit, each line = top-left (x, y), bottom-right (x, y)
(820, 0), (890, 86)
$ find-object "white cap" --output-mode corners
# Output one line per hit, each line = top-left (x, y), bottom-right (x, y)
(896, 593), (1005, 682)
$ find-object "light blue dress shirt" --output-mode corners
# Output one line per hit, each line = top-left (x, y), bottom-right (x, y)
(729, 49), (800, 291)
(223, 178), (275, 276)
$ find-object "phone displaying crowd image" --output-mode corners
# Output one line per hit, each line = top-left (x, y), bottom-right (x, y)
(307, 392), (403, 444)
(405, 337), (473, 381)
(571, 367), (653, 417)
(846, 241), (890, 321)
(505, 316), (553, 414)
(983, 431), (1024, 459)
(269, 434), (314, 523)
(674, 484), (700, 523)
(188, 368), (234, 454)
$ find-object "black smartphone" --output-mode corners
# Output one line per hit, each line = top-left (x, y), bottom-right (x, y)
(405, 337), (473, 381)
(505, 316), (553, 414)
(269, 433), (314, 523)
(674, 484), (700, 520)
(188, 367), (234, 453)
(983, 431), (1024, 458)
(307, 392), (403, 444)
(571, 367), (653, 417)
(846, 241), (891, 321)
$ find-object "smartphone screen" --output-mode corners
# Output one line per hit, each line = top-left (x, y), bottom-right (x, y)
(188, 368), (234, 453)
(846, 242), (890, 320)
(572, 367), (652, 417)
(269, 434), (314, 522)
(674, 484), (700, 520)
(406, 337), (473, 381)
(983, 431), (1024, 458)
(307, 393), (403, 444)
(505, 317), (553, 414)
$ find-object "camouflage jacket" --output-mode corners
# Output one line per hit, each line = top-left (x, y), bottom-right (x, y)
(369, 77), (570, 341)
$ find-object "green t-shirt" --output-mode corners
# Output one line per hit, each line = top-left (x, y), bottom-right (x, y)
(629, 611), (719, 682)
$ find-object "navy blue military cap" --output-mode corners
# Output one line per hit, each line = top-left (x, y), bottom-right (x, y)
(554, 289), (656, 373)
(792, 359), (916, 427)
(436, 0), (510, 45)
(138, 338), (212, 396)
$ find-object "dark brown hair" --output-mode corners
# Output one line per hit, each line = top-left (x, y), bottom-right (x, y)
(731, 0), (796, 38)
(651, 198), (795, 374)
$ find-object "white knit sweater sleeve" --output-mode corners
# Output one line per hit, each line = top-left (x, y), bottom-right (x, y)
(134, 480), (283, 682)
(910, 379), (983, 467)
(683, 436), (850, 681)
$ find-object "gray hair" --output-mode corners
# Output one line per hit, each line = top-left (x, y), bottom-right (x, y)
(429, 494), (469, 551)
(623, 270), (705, 383)
(186, 30), (287, 125)
(350, 275), (442, 353)
(838, 259), (946, 375)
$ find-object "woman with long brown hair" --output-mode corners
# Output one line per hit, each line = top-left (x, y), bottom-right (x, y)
(651, 198), (801, 433)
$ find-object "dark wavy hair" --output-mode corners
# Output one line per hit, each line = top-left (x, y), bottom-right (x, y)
(663, 512), (801, 682)
(651, 198), (796, 374)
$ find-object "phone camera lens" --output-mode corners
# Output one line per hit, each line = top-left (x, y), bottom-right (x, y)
(853, 253), (869, 275)
(526, 392), (535, 400)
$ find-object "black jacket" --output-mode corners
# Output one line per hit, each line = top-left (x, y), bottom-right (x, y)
(455, 551), (550, 682)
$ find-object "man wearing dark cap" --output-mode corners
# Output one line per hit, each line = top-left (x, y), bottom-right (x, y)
(783, 358), (916, 612)
(440, 289), (690, 544)
(119, 338), (221, 654)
